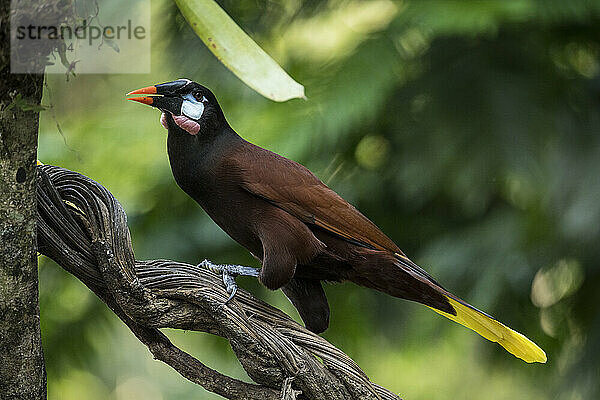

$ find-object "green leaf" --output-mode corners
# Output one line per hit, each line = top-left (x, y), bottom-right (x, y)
(174, 0), (305, 102)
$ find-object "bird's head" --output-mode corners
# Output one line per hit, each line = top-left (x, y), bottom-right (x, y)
(127, 79), (226, 136)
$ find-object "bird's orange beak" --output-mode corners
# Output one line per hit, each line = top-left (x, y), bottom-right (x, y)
(126, 80), (189, 115)
(126, 85), (157, 96)
(127, 96), (154, 105)
(126, 85), (157, 105)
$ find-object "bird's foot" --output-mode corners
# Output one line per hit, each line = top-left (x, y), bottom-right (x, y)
(198, 259), (259, 303)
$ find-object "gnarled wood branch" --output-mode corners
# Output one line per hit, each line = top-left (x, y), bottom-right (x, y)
(36, 164), (402, 400)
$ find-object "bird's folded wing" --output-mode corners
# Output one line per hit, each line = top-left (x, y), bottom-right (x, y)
(234, 145), (402, 254)
(232, 145), (548, 363)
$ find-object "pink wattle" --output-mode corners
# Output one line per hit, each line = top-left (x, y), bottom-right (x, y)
(160, 112), (201, 135)
(173, 114), (201, 135)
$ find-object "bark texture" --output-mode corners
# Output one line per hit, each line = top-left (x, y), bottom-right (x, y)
(1, 2), (71, 396)
(0, 7), (46, 399)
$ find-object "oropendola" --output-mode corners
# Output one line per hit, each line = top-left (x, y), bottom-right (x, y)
(127, 79), (546, 363)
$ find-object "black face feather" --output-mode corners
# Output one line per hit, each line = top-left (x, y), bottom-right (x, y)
(161, 80), (224, 122)
(128, 79), (228, 132)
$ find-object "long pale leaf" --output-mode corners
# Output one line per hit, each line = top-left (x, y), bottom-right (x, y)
(174, 0), (305, 102)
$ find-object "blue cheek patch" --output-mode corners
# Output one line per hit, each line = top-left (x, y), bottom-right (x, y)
(181, 99), (205, 119)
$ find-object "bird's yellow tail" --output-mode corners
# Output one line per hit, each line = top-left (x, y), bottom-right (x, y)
(429, 296), (547, 363)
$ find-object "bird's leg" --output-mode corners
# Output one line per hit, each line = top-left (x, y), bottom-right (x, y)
(198, 259), (259, 303)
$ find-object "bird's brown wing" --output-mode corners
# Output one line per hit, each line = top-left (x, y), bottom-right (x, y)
(233, 143), (403, 254)
(232, 145), (548, 363)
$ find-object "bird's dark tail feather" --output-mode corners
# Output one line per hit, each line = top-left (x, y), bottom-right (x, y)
(390, 252), (547, 363)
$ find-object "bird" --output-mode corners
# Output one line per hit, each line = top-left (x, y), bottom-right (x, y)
(127, 79), (547, 363)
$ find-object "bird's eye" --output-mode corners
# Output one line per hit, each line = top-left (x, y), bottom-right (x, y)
(192, 91), (204, 102)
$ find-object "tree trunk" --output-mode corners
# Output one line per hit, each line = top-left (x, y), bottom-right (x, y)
(0, 1), (46, 397)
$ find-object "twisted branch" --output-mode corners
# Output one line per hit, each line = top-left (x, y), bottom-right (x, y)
(36, 165), (402, 400)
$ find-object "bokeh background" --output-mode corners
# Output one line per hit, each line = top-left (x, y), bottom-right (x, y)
(37, 0), (600, 399)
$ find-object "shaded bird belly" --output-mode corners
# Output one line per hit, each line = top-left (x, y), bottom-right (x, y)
(208, 209), (264, 258)
(196, 194), (265, 259)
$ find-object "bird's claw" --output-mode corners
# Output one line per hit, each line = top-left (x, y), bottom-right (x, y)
(198, 259), (259, 304)
(223, 272), (237, 303)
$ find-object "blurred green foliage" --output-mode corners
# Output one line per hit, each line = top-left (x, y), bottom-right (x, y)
(37, 0), (600, 399)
